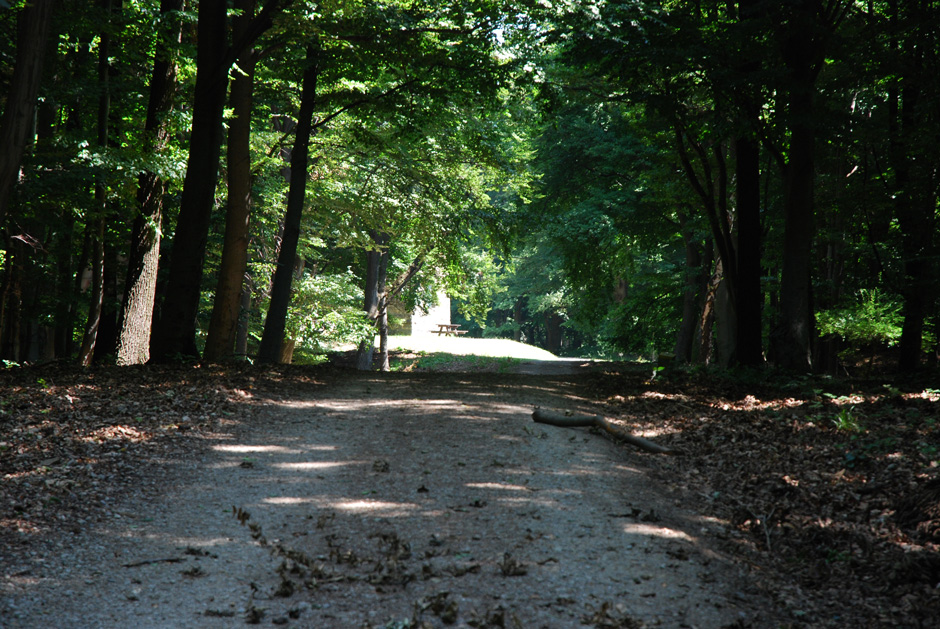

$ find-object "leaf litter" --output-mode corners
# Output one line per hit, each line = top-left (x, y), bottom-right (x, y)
(0, 361), (935, 627)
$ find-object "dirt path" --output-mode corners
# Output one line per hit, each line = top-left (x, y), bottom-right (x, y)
(3, 369), (779, 628)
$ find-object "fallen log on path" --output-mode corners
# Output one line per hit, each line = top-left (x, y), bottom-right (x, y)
(532, 409), (677, 455)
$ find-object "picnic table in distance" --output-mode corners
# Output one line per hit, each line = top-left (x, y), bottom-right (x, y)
(432, 323), (467, 336)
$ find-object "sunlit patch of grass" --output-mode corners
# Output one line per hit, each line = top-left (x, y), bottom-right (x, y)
(831, 406), (863, 433)
(388, 352), (522, 373)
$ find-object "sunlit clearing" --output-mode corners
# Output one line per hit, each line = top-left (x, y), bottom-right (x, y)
(622, 522), (693, 541)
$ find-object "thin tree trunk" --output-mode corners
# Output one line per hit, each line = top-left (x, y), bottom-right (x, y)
(0, 244), (23, 360)
(356, 231), (389, 371)
(78, 0), (113, 366)
(204, 0), (259, 362)
(377, 247), (391, 372)
(78, 220), (106, 366)
(0, 0), (55, 224)
(257, 44), (320, 364)
(674, 210), (704, 363)
(235, 274), (252, 358)
(694, 240), (717, 364)
(116, 0), (183, 365)
(93, 241), (120, 361)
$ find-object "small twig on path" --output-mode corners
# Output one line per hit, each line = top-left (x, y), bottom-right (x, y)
(122, 557), (184, 568)
(748, 506), (776, 554)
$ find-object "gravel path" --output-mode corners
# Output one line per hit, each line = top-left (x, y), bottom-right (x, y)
(2, 369), (778, 628)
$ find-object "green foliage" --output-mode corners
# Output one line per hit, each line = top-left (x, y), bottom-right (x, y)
(817, 288), (903, 347)
(286, 270), (375, 352)
(831, 406), (862, 433)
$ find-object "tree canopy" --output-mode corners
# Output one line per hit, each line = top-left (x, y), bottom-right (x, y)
(0, 0), (937, 373)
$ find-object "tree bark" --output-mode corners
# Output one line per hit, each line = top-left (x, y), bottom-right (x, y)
(544, 311), (563, 355)
(204, 0), (259, 363)
(694, 240), (717, 364)
(0, 0), (55, 225)
(150, 0), (230, 361)
(92, 242), (120, 361)
(78, 219), (106, 366)
(770, 86), (815, 371)
(235, 275), (253, 358)
(769, 1), (826, 371)
(150, 0), (285, 361)
(376, 247), (391, 372)
(78, 0), (113, 367)
(532, 409), (676, 455)
(733, 0), (764, 369)
(889, 0), (937, 372)
(257, 44), (320, 364)
(356, 231), (389, 370)
(674, 210), (705, 363)
(734, 132), (762, 366)
(513, 299), (524, 342)
(116, 0), (183, 365)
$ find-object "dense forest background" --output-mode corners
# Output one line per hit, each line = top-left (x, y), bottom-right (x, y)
(1, 0), (938, 373)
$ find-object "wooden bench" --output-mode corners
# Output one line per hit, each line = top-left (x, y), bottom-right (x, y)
(432, 323), (467, 336)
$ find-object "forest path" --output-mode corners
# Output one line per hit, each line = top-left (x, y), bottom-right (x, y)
(4, 370), (777, 628)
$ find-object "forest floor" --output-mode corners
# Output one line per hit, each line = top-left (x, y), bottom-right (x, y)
(0, 353), (938, 628)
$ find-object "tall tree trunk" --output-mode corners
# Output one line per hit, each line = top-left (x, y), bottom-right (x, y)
(204, 0), (259, 363)
(257, 44), (320, 364)
(732, 0), (764, 369)
(150, 0), (284, 361)
(889, 0), (937, 372)
(78, 0), (113, 367)
(0, 0), (55, 225)
(770, 88), (815, 371)
(150, 0), (229, 361)
(116, 0), (183, 365)
(769, 2), (828, 371)
(734, 133), (762, 366)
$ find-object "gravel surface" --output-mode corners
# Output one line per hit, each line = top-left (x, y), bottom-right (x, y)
(2, 367), (781, 628)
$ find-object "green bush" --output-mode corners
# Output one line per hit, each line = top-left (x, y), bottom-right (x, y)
(817, 288), (902, 349)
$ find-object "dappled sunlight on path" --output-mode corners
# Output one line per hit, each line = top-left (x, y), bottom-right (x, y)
(1, 371), (776, 628)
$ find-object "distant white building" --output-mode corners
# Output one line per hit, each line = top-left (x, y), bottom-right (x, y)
(388, 290), (451, 336)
